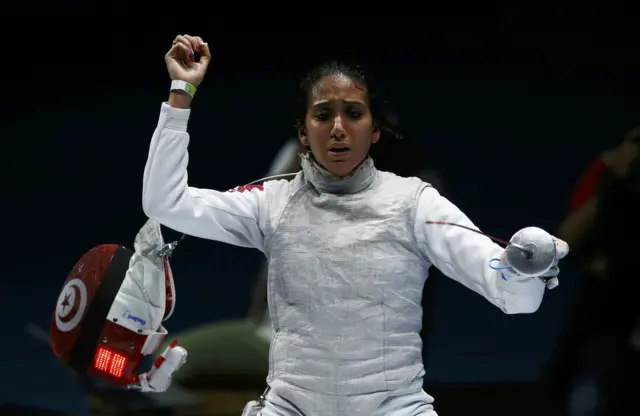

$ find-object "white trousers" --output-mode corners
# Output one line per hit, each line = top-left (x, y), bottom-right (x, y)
(246, 384), (438, 416)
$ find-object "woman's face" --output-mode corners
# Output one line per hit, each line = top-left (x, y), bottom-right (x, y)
(299, 74), (380, 177)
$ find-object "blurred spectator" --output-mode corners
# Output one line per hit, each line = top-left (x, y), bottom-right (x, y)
(166, 137), (447, 390)
(548, 127), (640, 415)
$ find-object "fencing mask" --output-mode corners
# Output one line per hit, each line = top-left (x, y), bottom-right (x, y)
(50, 219), (186, 392)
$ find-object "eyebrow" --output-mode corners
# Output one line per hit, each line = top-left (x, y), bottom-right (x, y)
(313, 99), (366, 106)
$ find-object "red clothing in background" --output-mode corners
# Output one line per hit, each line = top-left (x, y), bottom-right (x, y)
(570, 158), (607, 212)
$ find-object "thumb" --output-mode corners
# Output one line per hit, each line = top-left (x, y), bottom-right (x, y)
(199, 41), (211, 68)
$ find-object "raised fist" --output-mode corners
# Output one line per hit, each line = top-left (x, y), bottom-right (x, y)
(165, 34), (211, 87)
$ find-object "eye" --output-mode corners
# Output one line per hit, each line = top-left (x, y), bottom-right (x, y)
(346, 108), (363, 119)
(314, 109), (330, 121)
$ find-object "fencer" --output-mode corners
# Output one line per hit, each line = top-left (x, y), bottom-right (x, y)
(142, 34), (569, 415)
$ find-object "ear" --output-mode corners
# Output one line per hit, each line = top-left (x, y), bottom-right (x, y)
(298, 126), (309, 147)
(372, 125), (381, 144)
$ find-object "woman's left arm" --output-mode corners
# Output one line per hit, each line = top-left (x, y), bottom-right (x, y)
(414, 186), (551, 314)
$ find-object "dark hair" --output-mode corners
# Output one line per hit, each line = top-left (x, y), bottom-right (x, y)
(294, 60), (402, 141)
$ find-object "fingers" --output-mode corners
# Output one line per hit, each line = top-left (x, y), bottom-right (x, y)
(169, 35), (209, 68)
(173, 35), (197, 53)
(183, 34), (201, 53)
(546, 277), (559, 290)
(553, 237), (569, 260)
(170, 35), (200, 62)
(199, 40), (211, 67)
(167, 35), (192, 64)
(189, 35), (211, 69)
(168, 42), (191, 60)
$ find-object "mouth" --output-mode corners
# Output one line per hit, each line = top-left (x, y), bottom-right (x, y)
(328, 146), (351, 157)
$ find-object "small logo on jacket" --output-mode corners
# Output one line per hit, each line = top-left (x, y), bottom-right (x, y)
(122, 311), (146, 326)
(226, 184), (264, 193)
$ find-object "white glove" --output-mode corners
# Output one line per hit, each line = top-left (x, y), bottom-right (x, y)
(241, 400), (262, 416)
(498, 232), (569, 290)
(136, 343), (187, 393)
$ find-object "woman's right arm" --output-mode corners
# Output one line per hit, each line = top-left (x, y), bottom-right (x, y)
(142, 98), (271, 252)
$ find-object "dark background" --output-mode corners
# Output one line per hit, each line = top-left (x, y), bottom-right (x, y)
(1, 9), (638, 415)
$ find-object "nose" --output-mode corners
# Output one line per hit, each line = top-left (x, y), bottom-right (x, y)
(330, 116), (346, 140)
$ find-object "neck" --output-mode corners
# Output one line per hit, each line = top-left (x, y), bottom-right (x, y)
(299, 153), (377, 194)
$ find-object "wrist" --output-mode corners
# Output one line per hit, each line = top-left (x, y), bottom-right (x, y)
(168, 80), (197, 109)
(168, 91), (192, 109)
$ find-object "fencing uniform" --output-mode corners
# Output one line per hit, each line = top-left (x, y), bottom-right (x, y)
(143, 103), (548, 416)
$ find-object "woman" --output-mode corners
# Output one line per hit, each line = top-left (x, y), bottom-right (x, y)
(143, 34), (567, 416)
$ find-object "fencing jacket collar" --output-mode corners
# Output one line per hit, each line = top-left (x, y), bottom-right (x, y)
(299, 152), (377, 194)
